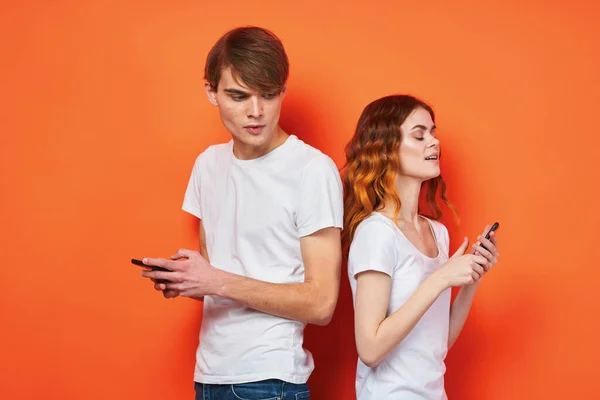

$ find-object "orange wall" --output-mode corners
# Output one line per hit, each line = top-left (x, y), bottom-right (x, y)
(2, 1), (599, 399)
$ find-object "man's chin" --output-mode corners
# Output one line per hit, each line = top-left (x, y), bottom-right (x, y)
(236, 130), (271, 146)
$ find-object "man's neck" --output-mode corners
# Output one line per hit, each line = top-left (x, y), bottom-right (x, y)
(232, 127), (289, 160)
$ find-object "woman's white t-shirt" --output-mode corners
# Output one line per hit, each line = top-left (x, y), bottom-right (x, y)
(348, 212), (452, 400)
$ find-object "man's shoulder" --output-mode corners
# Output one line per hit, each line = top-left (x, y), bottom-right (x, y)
(288, 135), (325, 159)
(193, 141), (233, 167)
(287, 136), (338, 173)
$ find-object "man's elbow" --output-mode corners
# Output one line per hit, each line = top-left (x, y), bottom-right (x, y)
(310, 298), (337, 326)
(311, 312), (333, 327)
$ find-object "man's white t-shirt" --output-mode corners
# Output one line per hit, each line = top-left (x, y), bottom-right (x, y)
(348, 212), (452, 400)
(181, 134), (343, 385)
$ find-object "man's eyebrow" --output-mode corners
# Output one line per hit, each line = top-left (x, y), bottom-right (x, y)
(223, 88), (249, 95)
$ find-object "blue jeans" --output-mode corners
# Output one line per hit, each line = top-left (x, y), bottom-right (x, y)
(194, 379), (310, 400)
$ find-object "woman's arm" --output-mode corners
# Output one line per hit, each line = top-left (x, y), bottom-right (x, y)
(447, 230), (499, 348)
(354, 237), (485, 367)
(354, 270), (448, 367)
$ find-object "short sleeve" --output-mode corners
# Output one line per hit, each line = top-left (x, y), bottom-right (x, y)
(296, 155), (344, 237)
(181, 154), (203, 219)
(348, 220), (398, 278)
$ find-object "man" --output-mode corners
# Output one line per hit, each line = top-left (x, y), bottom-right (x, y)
(141, 26), (343, 399)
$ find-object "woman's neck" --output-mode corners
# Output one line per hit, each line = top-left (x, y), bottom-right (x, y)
(380, 175), (423, 225)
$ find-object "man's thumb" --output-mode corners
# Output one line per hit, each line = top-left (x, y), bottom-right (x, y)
(451, 237), (469, 258)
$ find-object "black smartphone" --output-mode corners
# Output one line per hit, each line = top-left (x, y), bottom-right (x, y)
(473, 222), (499, 253)
(131, 258), (172, 283)
(484, 222), (499, 240)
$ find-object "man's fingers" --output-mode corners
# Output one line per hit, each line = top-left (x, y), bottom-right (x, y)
(143, 257), (187, 272)
(142, 257), (171, 268)
(171, 248), (196, 260)
(163, 290), (179, 299)
(164, 282), (186, 292)
(141, 270), (182, 283)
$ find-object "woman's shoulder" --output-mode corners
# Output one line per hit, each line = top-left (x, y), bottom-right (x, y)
(422, 216), (448, 235)
(355, 212), (398, 236)
(350, 213), (400, 249)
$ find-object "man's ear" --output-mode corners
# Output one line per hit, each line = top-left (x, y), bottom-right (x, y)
(205, 82), (218, 106)
(280, 85), (287, 101)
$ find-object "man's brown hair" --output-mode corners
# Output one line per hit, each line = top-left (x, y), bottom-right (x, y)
(204, 26), (289, 93)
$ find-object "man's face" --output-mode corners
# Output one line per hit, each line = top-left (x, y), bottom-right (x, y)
(206, 67), (286, 156)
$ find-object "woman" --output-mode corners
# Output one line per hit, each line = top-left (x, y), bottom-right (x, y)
(343, 94), (499, 399)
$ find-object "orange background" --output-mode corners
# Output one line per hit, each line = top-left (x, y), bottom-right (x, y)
(2, 1), (599, 399)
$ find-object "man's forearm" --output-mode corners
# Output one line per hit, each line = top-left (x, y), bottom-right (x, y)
(209, 269), (337, 326)
(448, 283), (479, 348)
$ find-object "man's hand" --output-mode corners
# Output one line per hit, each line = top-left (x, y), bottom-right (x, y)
(139, 227), (341, 326)
(141, 249), (221, 299)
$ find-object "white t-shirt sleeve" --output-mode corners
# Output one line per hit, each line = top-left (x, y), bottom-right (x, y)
(181, 154), (203, 219)
(296, 154), (344, 237)
(438, 222), (450, 258)
(348, 220), (398, 278)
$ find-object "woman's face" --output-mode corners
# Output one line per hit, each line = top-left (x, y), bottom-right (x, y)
(398, 106), (441, 182)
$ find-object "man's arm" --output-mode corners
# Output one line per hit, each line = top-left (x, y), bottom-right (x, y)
(143, 226), (342, 326)
(198, 219), (209, 261)
(216, 226), (341, 325)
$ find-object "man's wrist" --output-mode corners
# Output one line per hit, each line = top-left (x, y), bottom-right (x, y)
(210, 267), (229, 298)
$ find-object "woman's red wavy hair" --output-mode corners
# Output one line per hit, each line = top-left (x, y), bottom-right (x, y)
(341, 94), (458, 246)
